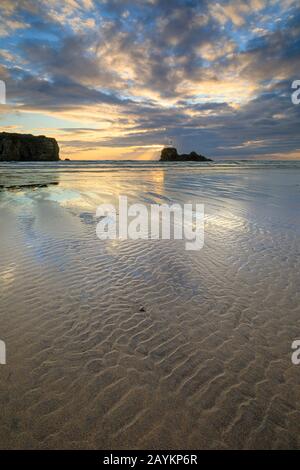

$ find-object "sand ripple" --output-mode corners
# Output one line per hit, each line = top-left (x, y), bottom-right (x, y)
(0, 163), (299, 449)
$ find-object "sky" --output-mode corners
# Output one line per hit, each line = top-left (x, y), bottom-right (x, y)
(0, 0), (300, 160)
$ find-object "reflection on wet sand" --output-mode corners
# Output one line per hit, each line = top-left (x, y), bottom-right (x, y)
(0, 161), (300, 450)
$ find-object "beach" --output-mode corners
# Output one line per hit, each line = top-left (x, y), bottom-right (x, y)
(0, 160), (299, 449)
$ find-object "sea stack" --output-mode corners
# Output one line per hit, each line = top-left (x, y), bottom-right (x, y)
(160, 147), (212, 162)
(0, 132), (59, 161)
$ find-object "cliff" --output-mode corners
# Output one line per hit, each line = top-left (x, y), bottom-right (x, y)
(160, 147), (212, 162)
(0, 132), (59, 161)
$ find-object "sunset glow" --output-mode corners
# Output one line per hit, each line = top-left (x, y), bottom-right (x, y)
(0, 0), (300, 159)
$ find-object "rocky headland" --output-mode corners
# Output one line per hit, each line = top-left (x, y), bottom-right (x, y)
(0, 132), (59, 161)
(160, 147), (212, 162)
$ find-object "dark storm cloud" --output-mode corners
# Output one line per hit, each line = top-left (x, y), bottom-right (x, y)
(6, 67), (133, 109)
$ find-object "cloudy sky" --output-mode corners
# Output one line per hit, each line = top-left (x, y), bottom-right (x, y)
(0, 0), (300, 160)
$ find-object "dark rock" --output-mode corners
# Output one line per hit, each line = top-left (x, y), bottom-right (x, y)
(160, 147), (212, 162)
(0, 182), (59, 191)
(0, 132), (59, 161)
(139, 307), (146, 312)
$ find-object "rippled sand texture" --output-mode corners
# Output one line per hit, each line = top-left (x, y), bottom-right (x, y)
(0, 161), (300, 449)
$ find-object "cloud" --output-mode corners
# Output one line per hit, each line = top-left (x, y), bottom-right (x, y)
(0, 0), (300, 159)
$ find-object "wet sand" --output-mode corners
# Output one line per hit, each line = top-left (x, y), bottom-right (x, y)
(0, 161), (299, 449)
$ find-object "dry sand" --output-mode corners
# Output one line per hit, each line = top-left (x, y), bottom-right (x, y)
(0, 161), (299, 449)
